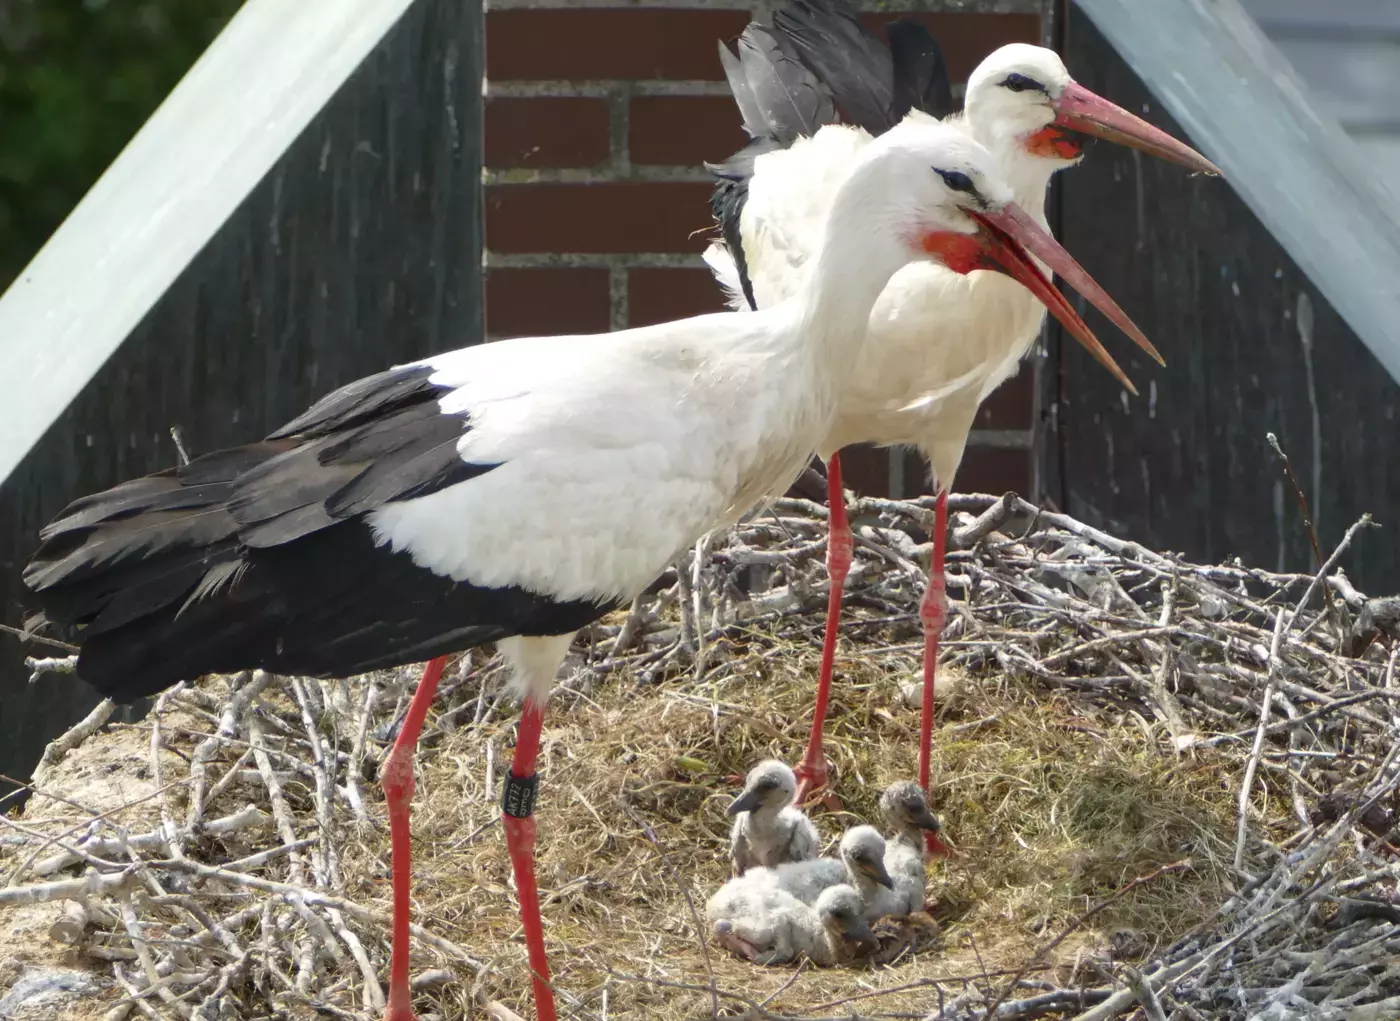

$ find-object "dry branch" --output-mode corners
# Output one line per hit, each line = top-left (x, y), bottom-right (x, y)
(2, 493), (1397, 1020)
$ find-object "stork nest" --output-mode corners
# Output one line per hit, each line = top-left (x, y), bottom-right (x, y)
(3, 492), (1400, 1021)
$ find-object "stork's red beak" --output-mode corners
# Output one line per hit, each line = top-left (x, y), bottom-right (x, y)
(978, 202), (1164, 370)
(923, 203), (1151, 393)
(1054, 81), (1221, 177)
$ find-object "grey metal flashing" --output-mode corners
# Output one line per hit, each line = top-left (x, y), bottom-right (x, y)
(1072, 0), (1400, 385)
(0, 0), (417, 488)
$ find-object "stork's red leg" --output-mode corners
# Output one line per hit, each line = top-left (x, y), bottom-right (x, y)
(502, 697), (556, 1021)
(919, 491), (951, 857)
(794, 453), (852, 808)
(382, 656), (448, 1021)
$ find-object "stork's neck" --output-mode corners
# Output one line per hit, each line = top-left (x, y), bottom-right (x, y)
(962, 113), (1058, 229)
(994, 150), (1056, 227)
(793, 210), (914, 378)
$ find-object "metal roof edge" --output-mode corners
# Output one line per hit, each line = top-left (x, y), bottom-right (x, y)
(0, 0), (418, 488)
(1074, 0), (1400, 384)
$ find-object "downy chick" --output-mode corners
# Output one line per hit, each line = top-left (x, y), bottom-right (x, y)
(728, 759), (820, 875)
(746, 825), (894, 921)
(708, 881), (875, 966)
(872, 780), (943, 918)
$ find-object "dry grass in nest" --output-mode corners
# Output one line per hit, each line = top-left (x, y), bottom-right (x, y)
(4, 493), (1399, 1020)
(389, 635), (1241, 1020)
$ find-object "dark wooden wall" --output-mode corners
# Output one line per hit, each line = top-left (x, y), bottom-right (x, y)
(0, 0), (484, 795)
(1044, 7), (1400, 593)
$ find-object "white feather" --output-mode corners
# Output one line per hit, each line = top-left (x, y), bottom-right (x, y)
(369, 123), (1011, 611)
(707, 47), (1080, 488)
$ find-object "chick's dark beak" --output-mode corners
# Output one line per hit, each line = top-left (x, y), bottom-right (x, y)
(727, 788), (763, 817)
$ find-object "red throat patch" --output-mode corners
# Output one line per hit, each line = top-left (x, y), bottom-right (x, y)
(1025, 126), (1083, 160)
(921, 231), (993, 276)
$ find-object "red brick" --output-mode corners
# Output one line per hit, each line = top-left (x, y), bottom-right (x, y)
(486, 268), (610, 339)
(486, 183), (714, 255)
(628, 268), (727, 327)
(630, 96), (747, 167)
(974, 369), (1034, 429)
(485, 97), (609, 169)
(487, 9), (749, 81)
(859, 12), (1042, 83)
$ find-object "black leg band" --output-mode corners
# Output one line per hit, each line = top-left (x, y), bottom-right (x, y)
(502, 772), (539, 819)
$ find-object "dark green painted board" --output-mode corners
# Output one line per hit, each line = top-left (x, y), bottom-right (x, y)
(1048, 8), (1399, 592)
(0, 0), (483, 794)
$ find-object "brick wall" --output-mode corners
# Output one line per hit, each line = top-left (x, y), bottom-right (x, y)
(483, 0), (1046, 498)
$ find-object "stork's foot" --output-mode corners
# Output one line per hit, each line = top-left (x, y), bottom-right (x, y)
(716, 930), (765, 962)
(793, 760), (843, 813)
(383, 1003), (416, 1021)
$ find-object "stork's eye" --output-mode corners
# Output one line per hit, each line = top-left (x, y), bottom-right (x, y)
(936, 169), (976, 194)
(1000, 72), (1046, 94)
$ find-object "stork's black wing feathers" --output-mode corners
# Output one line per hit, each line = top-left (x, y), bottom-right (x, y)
(773, 0), (895, 136)
(734, 22), (836, 145)
(709, 23), (835, 311)
(268, 362), (444, 440)
(707, 136), (783, 312)
(18, 363), (604, 704)
(718, 39), (767, 140)
(887, 18), (953, 121)
(708, 1), (952, 312)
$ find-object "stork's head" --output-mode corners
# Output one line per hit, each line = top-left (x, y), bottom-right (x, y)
(965, 43), (1219, 175)
(726, 759), (797, 816)
(816, 884), (878, 951)
(880, 779), (951, 857)
(847, 122), (1159, 392)
(879, 781), (942, 833)
(838, 825), (895, 890)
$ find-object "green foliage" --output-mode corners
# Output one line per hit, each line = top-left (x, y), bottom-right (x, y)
(0, 0), (245, 287)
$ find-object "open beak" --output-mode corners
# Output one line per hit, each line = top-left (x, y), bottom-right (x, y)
(926, 202), (1153, 393)
(726, 788), (763, 816)
(1055, 81), (1221, 177)
(976, 203), (1163, 374)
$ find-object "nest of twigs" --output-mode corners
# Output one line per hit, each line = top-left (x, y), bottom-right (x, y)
(3, 492), (1400, 1021)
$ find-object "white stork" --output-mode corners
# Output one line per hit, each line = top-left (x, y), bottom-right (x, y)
(25, 123), (1137, 1021)
(706, 0), (1221, 822)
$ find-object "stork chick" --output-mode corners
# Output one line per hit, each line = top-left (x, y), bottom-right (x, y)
(708, 882), (875, 966)
(874, 780), (943, 918)
(728, 760), (821, 875)
(749, 825), (894, 920)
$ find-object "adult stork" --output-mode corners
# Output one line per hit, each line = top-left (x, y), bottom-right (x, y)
(707, 0), (1220, 818)
(25, 124), (1141, 1021)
